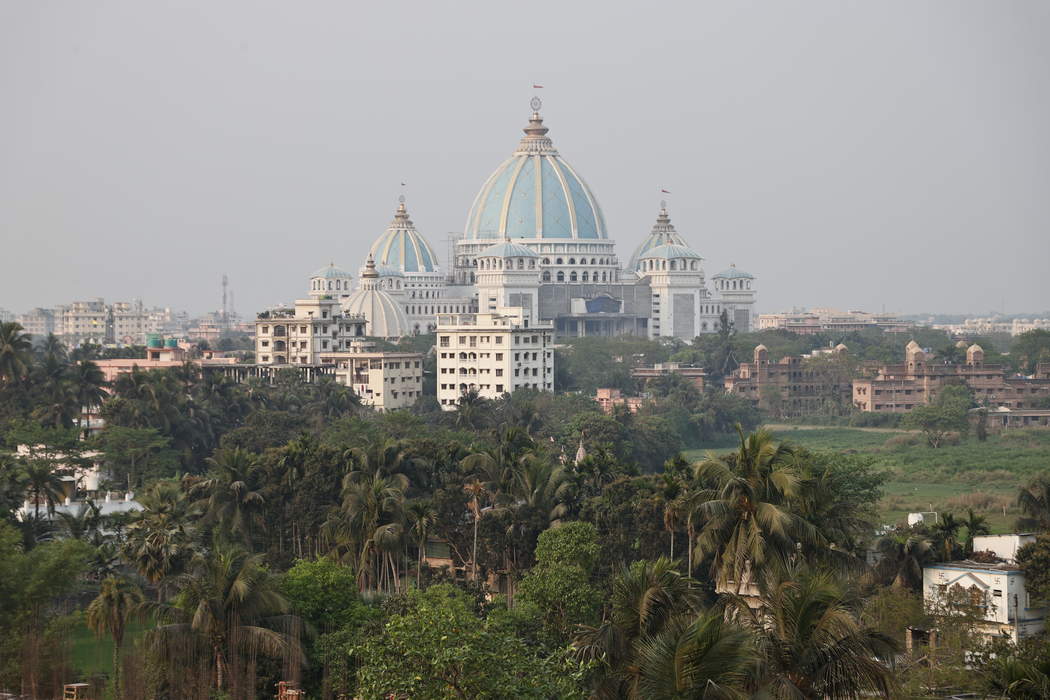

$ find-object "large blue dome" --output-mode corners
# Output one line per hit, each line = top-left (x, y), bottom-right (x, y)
(464, 110), (607, 241)
(369, 200), (439, 274)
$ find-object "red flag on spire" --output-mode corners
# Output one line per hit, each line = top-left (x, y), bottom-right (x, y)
(532, 84), (544, 89)
(661, 189), (672, 194)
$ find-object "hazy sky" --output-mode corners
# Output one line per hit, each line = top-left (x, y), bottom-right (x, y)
(2, 1), (1048, 317)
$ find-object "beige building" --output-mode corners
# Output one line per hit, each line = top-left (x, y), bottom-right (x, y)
(632, 363), (707, 392)
(15, 308), (56, 338)
(853, 342), (1050, 412)
(436, 308), (554, 409)
(319, 340), (424, 411)
(594, 388), (645, 415)
(757, 308), (913, 335)
(726, 344), (853, 417)
(255, 296), (367, 365)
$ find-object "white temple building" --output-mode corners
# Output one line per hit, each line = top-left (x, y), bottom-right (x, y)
(310, 99), (756, 341)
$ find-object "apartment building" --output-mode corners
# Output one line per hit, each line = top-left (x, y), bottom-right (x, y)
(435, 308), (553, 409)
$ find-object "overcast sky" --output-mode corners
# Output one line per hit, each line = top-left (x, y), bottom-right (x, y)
(2, 1), (1048, 318)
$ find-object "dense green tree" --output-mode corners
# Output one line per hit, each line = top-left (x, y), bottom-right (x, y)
(902, 384), (973, 448)
(873, 530), (935, 590)
(355, 584), (585, 699)
(1012, 329), (1050, 374)
(1018, 475), (1050, 531)
(0, 321), (33, 385)
(1017, 534), (1050, 604)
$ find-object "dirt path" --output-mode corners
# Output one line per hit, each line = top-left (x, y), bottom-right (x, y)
(763, 423), (916, 434)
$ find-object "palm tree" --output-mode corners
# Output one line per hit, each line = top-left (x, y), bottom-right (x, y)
(634, 611), (755, 699)
(86, 576), (144, 699)
(323, 471), (406, 591)
(692, 427), (818, 592)
(733, 568), (898, 699)
(70, 359), (108, 437)
(1018, 475), (1050, 531)
(934, 512), (962, 560)
(124, 480), (199, 598)
(24, 458), (65, 519)
(149, 542), (304, 693)
(984, 655), (1050, 699)
(57, 501), (102, 543)
(454, 388), (487, 430)
(463, 479), (486, 581)
(194, 448), (266, 547)
(574, 558), (704, 699)
(0, 321), (33, 384)
(460, 424), (534, 502)
(963, 508), (991, 555)
(406, 499), (436, 589)
(344, 437), (415, 481)
(874, 532), (935, 590)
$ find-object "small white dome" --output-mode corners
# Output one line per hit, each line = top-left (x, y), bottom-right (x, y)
(343, 257), (410, 339)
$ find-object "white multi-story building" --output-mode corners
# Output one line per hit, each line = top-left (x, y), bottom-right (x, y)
(255, 295), (367, 365)
(922, 535), (1045, 642)
(435, 308), (553, 409)
(15, 308), (56, 338)
(319, 340), (424, 411)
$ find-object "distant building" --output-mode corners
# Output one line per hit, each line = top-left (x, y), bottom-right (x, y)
(16, 307), (56, 337)
(319, 340), (424, 411)
(975, 406), (1050, 432)
(594, 387), (645, 415)
(725, 344), (853, 417)
(0, 307), (12, 323)
(853, 342), (1050, 412)
(436, 308), (554, 409)
(757, 308), (913, 335)
(255, 295), (367, 366)
(922, 535), (1045, 643)
(631, 363), (707, 392)
(93, 337), (239, 384)
(935, 317), (1050, 337)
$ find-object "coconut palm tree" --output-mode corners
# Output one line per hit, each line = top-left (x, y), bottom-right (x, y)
(70, 359), (108, 437)
(193, 448), (266, 547)
(86, 576), (144, 699)
(874, 532), (935, 591)
(463, 479), (486, 581)
(732, 568), (898, 699)
(934, 512), (962, 560)
(634, 611), (756, 700)
(460, 424), (534, 502)
(692, 427), (818, 592)
(574, 558), (704, 699)
(124, 480), (200, 597)
(148, 542), (304, 693)
(1017, 476), (1050, 532)
(454, 388), (487, 430)
(963, 508), (991, 555)
(23, 458), (65, 519)
(323, 471), (406, 591)
(406, 499), (436, 589)
(0, 321), (34, 384)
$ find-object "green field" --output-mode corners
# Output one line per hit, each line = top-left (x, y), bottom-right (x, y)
(70, 618), (150, 677)
(684, 426), (1050, 532)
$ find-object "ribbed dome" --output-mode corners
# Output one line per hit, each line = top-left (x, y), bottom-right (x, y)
(477, 241), (539, 258)
(464, 106), (606, 241)
(640, 243), (703, 261)
(628, 205), (689, 270)
(369, 200), (440, 274)
(712, 264), (753, 280)
(312, 263), (352, 280)
(344, 257), (410, 338)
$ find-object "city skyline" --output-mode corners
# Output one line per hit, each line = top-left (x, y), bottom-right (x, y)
(2, 2), (1049, 317)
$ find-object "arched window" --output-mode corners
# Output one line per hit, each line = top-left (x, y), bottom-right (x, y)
(590, 258), (596, 265)
(542, 271), (551, 282)
(528, 259), (535, 269)
(582, 271), (589, 282)
(670, 260), (677, 271)
(328, 281), (332, 290)
(568, 258), (576, 265)
(556, 258), (563, 265)
(517, 259), (524, 269)
(570, 271), (578, 282)
(556, 271), (565, 282)
(601, 271), (607, 282)
(543, 257), (550, 265)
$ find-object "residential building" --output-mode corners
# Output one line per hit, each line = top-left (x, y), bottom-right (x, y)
(725, 344), (853, 417)
(935, 317), (1050, 337)
(594, 387), (645, 414)
(255, 295), (367, 366)
(631, 362), (706, 392)
(974, 406), (1050, 432)
(435, 308), (554, 409)
(0, 307), (12, 323)
(15, 307), (55, 337)
(757, 308), (913, 335)
(318, 340), (424, 411)
(93, 336), (239, 383)
(853, 342), (1050, 412)
(922, 535), (1045, 642)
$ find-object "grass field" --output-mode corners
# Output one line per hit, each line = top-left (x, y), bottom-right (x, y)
(684, 426), (1050, 532)
(70, 618), (150, 676)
